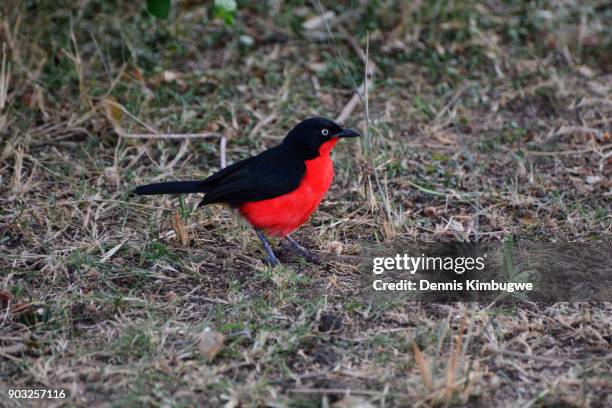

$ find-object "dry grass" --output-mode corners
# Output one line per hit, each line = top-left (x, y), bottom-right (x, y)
(1, 1), (611, 407)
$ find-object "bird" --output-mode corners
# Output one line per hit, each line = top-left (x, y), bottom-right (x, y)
(133, 117), (360, 266)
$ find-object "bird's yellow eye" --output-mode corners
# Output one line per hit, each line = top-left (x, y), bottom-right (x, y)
(321, 129), (329, 136)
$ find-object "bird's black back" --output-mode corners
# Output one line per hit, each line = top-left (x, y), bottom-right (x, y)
(197, 144), (305, 207)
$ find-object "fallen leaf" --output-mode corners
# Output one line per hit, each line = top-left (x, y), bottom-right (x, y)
(103, 98), (123, 123)
(86, 267), (99, 279)
(520, 217), (536, 225)
(424, 206), (438, 217)
(113, 257), (126, 265)
(197, 329), (225, 362)
(326, 241), (343, 255)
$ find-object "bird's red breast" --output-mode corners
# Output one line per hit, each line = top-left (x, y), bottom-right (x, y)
(238, 138), (339, 237)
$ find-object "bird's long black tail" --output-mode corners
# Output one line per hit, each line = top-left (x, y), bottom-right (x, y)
(133, 180), (204, 195)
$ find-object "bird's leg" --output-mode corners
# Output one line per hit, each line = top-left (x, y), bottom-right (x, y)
(284, 235), (321, 264)
(255, 229), (279, 267)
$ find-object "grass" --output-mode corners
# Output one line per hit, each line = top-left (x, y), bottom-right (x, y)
(1, 0), (611, 406)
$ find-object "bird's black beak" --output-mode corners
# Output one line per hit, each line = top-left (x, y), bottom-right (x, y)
(336, 128), (360, 138)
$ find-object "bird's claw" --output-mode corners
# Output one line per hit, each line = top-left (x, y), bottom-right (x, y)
(264, 254), (280, 267)
(301, 251), (321, 264)
(284, 236), (321, 264)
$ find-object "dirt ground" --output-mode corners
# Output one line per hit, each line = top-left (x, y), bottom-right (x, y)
(1, 1), (610, 407)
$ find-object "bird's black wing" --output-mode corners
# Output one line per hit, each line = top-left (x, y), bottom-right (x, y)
(199, 146), (305, 207)
(199, 155), (256, 189)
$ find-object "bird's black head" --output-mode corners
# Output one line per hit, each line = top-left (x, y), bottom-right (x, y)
(282, 117), (360, 159)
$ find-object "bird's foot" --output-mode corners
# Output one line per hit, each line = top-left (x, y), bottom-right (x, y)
(284, 235), (321, 264)
(264, 252), (280, 267)
(255, 229), (280, 267)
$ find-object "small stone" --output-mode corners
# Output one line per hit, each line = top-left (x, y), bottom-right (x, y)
(318, 313), (342, 332)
